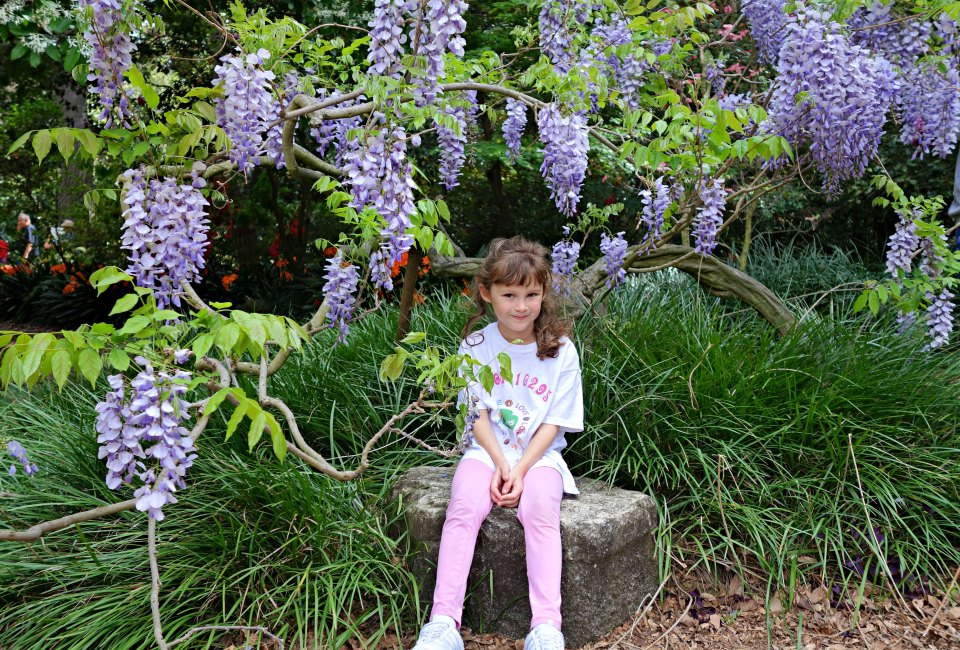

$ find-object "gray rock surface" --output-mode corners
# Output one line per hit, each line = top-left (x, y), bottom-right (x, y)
(390, 466), (659, 648)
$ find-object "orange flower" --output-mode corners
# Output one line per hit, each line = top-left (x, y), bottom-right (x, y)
(323, 246), (337, 258)
(413, 291), (425, 305)
(274, 258), (289, 268)
(390, 252), (410, 278)
(1, 265), (16, 276)
(222, 273), (238, 291)
(50, 264), (67, 275)
(419, 255), (431, 277)
(63, 277), (79, 295)
(280, 271), (293, 282)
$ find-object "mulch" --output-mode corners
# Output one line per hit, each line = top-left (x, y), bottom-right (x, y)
(362, 578), (960, 650)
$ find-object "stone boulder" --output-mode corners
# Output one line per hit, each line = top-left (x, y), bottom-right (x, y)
(390, 466), (658, 648)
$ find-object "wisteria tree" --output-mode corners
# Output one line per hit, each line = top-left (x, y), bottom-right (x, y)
(2, 0), (960, 644)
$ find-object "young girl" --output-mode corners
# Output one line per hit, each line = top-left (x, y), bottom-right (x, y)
(413, 237), (583, 650)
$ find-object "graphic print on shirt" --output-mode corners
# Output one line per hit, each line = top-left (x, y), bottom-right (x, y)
(493, 398), (532, 450)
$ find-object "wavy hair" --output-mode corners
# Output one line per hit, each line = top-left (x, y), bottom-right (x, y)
(461, 236), (571, 359)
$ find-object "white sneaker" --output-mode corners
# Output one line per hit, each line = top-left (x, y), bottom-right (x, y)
(524, 621), (565, 650)
(411, 616), (463, 650)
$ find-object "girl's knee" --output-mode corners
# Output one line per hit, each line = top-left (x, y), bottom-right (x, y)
(446, 494), (491, 527)
(517, 490), (560, 528)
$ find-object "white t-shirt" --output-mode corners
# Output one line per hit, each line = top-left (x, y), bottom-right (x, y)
(458, 322), (584, 494)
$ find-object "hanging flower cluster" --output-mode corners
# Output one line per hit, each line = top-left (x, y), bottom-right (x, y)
(539, 0), (577, 74)
(884, 209), (919, 278)
(551, 227), (581, 296)
(367, 0), (416, 76)
(213, 48), (278, 175)
(342, 127), (417, 291)
(925, 289), (955, 349)
(741, 0), (786, 64)
(639, 177), (671, 249)
(309, 89), (365, 165)
(537, 103), (590, 217)
(79, 0), (137, 127)
(436, 105), (467, 190)
(896, 62), (960, 159)
(322, 251), (360, 344)
(766, 5), (897, 194)
(95, 360), (196, 521)
(694, 178), (727, 255)
(120, 164), (210, 309)
(600, 231), (628, 289)
(6, 440), (38, 477)
(502, 98), (527, 160)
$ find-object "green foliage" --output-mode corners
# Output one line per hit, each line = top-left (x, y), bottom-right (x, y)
(569, 270), (960, 591)
(0, 382), (420, 649)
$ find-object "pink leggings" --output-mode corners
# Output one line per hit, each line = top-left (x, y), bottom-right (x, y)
(430, 458), (563, 629)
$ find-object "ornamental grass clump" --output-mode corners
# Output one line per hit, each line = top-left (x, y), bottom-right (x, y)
(568, 271), (960, 592)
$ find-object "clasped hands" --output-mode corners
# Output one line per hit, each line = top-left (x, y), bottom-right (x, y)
(490, 463), (524, 508)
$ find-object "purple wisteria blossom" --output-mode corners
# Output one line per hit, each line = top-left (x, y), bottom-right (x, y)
(885, 209), (919, 277)
(79, 0), (136, 127)
(539, 0), (576, 74)
(503, 98), (527, 160)
(342, 128), (417, 291)
(551, 227), (581, 296)
(694, 178), (727, 255)
(464, 90), (480, 128)
(765, 6), (898, 194)
(322, 251), (360, 344)
(897, 62), (960, 159)
(741, 0), (786, 64)
(600, 231), (628, 289)
(718, 93), (751, 112)
(120, 164), (210, 309)
(309, 89), (364, 165)
(213, 48), (277, 175)
(436, 105), (467, 189)
(367, 0), (415, 76)
(6, 440), (38, 477)
(919, 234), (946, 279)
(639, 177), (671, 249)
(96, 361), (197, 521)
(537, 104), (590, 217)
(412, 0), (468, 105)
(925, 289), (955, 349)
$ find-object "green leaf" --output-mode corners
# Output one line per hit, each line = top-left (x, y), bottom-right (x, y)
(868, 291), (880, 315)
(108, 348), (130, 371)
(853, 293), (869, 313)
(33, 130), (52, 164)
(192, 333), (214, 359)
(379, 353), (405, 381)
(109, 293), (139, 315)
(400, 331), (426, 344)
(214, 322), (241, 352)
(266, 412), (286, 461)
(116, 315), (151, 336)
(8, 131), (31, 155)
(23, 334), (55, 378)
(78, 348), (102, 386)
(497, 352), (513, 385)
(51, 349), (72, 390)
(10, 43), (26, 60)
(248, 410), (267, 450)
(89, 266), (132, 294)
(225, 401), (247, 440)
(203, 387), (235, 417)
(479, 365), (494, 394)
(54, 128), (75, 162)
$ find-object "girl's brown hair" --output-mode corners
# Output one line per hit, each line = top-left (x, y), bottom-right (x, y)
(461, 236), (571, 359)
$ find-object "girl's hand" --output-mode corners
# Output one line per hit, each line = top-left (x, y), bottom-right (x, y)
(490, 463), (511, 504)
(497, 466), (525, 509)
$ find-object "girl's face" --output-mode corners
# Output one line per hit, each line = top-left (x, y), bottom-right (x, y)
(479, 280), (543, 344)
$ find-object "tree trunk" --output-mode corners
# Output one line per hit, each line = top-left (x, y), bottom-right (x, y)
(396, 247), (422, 342)
(53, 72), (90, 222)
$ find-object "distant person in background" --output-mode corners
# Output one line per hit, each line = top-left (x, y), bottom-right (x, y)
(950, 151), (960, 250)
(43, 219), (75, 252)
(16, 212), (36, 261)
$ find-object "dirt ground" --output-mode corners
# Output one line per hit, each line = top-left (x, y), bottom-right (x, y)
(370, 580), (960, 650)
